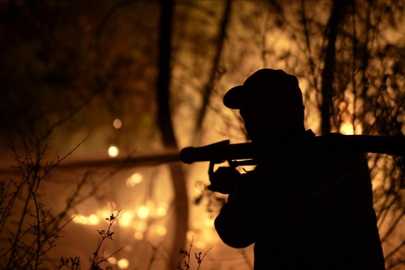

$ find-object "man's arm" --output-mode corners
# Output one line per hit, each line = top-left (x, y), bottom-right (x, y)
(209, 162), (257, 248)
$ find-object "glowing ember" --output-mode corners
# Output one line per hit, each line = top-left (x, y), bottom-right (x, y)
(107, 257), (117, 264)
(108, 145), (119, 157)
(126, 173), (143, 188)
(73, 214), (99, 225)
(137, 205), (149, 219)
(88, 214), (100, 225)
(113, 119), (122, 129)
(73, 215), (88, 224)
(119, 211), (134, 227)
(156, 207), (167, 217)
(339, 122), (354, 135)
(117, 258), (129, 269)
(100, 209), (111, 219)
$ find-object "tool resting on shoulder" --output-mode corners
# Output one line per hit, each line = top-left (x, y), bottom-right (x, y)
(180, 133), (405, 166)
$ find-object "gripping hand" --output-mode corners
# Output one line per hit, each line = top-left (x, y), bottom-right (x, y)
(208, 161), (240, 194)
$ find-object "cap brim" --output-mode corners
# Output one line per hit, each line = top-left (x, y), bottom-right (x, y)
(223, 86), (245, 109)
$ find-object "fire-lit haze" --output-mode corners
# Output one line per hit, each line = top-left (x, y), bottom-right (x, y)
(1, 0), (405, 269)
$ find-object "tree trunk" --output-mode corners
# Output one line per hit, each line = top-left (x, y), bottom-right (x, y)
(193, 0), (232, 143)
(156, 0), (189, 266)
(321, 0), (351, 135)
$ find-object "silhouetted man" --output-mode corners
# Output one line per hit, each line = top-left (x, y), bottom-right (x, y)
(209, 69), (385, 270)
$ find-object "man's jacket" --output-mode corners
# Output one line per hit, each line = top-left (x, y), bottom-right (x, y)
(214, 130), (386, 270)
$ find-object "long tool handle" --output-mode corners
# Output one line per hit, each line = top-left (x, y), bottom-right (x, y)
(180, 134), (405, 164)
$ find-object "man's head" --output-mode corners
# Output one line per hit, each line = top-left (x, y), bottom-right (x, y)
(223, 69), (305, 144)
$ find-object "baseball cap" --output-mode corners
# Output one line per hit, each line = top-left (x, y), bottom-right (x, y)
(223, 69), (304, 115)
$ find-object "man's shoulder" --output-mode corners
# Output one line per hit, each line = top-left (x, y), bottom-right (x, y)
(253, 131), (368, 176)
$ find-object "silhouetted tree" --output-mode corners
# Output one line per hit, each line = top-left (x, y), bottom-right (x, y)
(156, 0), (189, 264)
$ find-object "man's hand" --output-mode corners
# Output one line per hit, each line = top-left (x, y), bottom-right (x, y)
(208, 161), (240, 194)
